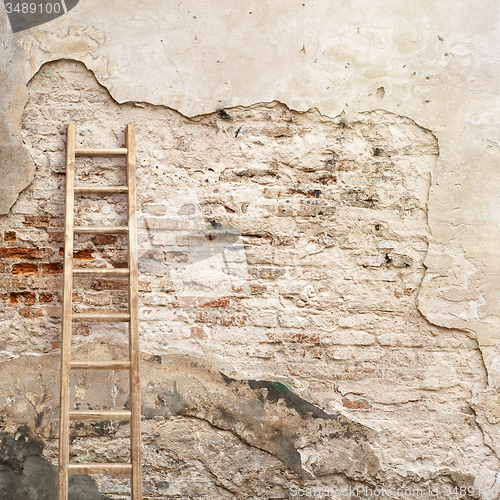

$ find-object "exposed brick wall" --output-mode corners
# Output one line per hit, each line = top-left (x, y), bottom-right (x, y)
(0, 235), (61, 329)
(0, 60), (490, 498)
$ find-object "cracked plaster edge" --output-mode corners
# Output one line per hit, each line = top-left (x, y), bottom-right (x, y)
(21, 54), (492, 389)
(62, 53), (489, 407)
(0, 24), (35, 215)
(21, 58), (493, 342)
(9, 49), (439, 209)
(12, 56), (500, 475)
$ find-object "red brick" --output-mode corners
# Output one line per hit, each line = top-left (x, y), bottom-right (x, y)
(59, 248), (94, 260)
(51, 341), (61, 350)
(44, 306), (61, 317)
(39, 292), (54, 303)
(10, 292), (36, 305)
(42, 263), (63, 274)
(4, 231), (16, 242)
(160, 281), (176, 293)
(92, 279), (127, 291)
(173, 296), (230, 308)
(190, 326), (208, 339)
(19, 307), (44, 318)
(342, 399), (372, 410)
(139, 279), (152, 292)
(93, 235), (117, 245)
(250, 284), (268, 295)
(221, 314), (247, 326)
(74, 324), (90, 336)
(19, 306), (61, 318)
(24, 216), (50, 227)
(139, 249), (162, 260)
(12, 263), (38, 274)
(48, 232), (64, 243)
(0, 247), (54, 259)
(101, 248), (128, 265)
(207, 297), (231, 307)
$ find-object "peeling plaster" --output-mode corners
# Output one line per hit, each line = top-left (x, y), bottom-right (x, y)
(1, 1), (500, 496)
(0, 9), (34, 214)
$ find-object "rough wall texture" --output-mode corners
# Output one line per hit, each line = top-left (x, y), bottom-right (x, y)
(1, 2), (500, 413)
(0, 8), (34, 215)
(0, 59), (497, 499)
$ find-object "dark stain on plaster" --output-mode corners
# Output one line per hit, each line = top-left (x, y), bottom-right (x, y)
(218, 109), (232, 120)
(0, 426), (43, 473)
(1, 348), (381, 486)
(153, 381), (188, 416)
(91, 420), (118, 437)
(0, 425), (112, 500)
(221, 374), (371, 442)
(226, 375), (338, 420)
(142, 355), (379, 479)
(34, 412), (43, 429)
(149, 354), (162, 364)
(341, 189), (380, 209)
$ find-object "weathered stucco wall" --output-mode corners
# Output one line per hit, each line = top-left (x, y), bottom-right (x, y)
(1, 1), (500, 499)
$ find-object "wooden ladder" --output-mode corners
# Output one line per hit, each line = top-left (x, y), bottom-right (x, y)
(58, 124), (142, 500)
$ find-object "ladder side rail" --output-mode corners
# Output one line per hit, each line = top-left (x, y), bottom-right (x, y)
(57, 123), (76, 500)
(126, 124), (143, 500)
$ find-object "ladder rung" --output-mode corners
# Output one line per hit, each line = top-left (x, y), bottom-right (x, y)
(74, 148), (127, 156)
(73, 268), (129, 278)
(74, 186), (128, 195)
(71, 360), (131, 370)
(68, 463), (132, 474)
(69, 410), (131, 420)
(74, 226), (129, 235)
(73, 312), (130, 322)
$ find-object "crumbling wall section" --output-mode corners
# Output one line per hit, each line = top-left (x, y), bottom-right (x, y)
(0, 60), (496, 499)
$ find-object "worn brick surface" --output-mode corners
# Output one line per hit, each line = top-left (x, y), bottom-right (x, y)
(11, 263), (38, 274)
(0, 247), (54, 259)
(41, 263), (63, 274)
(0, 60), (491, 500)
